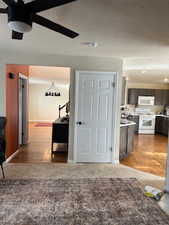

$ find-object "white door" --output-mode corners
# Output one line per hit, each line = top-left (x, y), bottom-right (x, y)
(74, 71), (115, 163)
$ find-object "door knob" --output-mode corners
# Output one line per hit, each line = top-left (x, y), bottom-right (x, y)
(76, 121), (85, 125)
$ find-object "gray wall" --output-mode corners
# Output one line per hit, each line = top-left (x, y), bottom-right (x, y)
(0, 52), (123, 162)
(0, 64), (6, 117)
(0, 51), (122, 70)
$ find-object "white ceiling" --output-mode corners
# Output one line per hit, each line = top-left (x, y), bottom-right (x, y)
(124, 58), (169, 83)
(1, 0), (169, 83)
(1, 0), (169, 59)
(123, 69), (169, 84)
(29, 66), (70, 85)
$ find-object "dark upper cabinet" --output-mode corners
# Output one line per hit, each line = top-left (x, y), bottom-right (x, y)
(128, 89), (138, 105)
(163, 90), (169, 105)
(128, 88), (169, 106)
(135, 89), (155, 97)
(121, 77), (126, 105)
(139, 89), (155, 96)
(155, 90), (164, 105)
(155, 90), (169, 105)
(128, 88), (155, 105)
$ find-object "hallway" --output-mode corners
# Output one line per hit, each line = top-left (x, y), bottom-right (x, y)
(10, 123), (68, 163)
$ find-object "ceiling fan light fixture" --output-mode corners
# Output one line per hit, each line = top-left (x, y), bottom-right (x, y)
(0, 0), (79, 40)
(8, 21), (32, 33)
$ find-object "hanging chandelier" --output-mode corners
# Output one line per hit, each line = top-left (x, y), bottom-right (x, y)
(45, 81), (61, 96)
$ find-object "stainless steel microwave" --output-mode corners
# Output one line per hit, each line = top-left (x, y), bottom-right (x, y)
(138, 96), (155, 106)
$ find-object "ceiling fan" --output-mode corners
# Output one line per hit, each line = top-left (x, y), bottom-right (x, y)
(0, 0), (79, 40)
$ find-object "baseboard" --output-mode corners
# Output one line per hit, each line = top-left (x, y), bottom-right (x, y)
(5, 149), (21, 163)
(67, 159), (75, 164)
(112, 160), (119, 165)
(29, 120), (54, 123)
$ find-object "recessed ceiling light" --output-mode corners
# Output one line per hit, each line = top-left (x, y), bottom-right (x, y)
(164, 78), (169, 83)
(82, 42), (98, 48)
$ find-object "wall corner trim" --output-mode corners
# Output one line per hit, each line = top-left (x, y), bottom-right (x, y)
(67, 159), (76, 164)
(112, 160), (119, 165)
(5, 148), (21, 163)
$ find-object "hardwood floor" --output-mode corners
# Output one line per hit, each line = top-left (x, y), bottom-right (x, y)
(10, 123), (68, 163)
(121, 134), (168, 177)
(10, 123), (168, 176)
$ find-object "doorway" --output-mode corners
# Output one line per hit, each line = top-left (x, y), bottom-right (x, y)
(10, 65), (71, 163)
(120, 74), (169, 177)
(8, 67), (120, 164)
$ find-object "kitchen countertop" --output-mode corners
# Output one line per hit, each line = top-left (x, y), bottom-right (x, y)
(128, 113), (140, 116)
(129, 113), (155, 116)
(129, 114), (169, 118)
(120, 121), (136, 127)
(156, 114), (169, 118)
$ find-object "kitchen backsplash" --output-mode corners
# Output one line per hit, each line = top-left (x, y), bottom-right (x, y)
(126, 104), (164, 115)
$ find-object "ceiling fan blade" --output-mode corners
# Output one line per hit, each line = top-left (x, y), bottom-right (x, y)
(0, 8), (7, 14)
(2, 0), (24, 5)
(26, 0), (78, 13)
(17, 0), (24, 3)
(33, 15), (79, 39)
(2, 0), (11, 5)
(12, 31), (23, 40)
(16, 0), (24, 5)
(2, 0), (16, 5)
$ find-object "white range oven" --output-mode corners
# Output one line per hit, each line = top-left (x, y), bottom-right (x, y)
(135, 108), (156, 134)
(139, 115), (156, 134)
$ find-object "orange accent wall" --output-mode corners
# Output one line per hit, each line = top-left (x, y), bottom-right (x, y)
(6, 65), (29, 158)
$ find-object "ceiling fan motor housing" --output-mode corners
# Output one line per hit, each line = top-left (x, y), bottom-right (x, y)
(0, 0), (79, 39)
(8, 5), (32, 33)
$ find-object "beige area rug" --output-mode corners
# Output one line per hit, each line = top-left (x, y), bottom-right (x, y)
(0, 178), (168, 225)
(3, 163), (165, 189)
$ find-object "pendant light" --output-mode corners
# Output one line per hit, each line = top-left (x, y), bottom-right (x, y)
(45, 81), (61, 97)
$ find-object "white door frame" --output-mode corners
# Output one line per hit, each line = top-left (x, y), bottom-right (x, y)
(73, 71), (121, 164)
(18, 73), (29, 145)
(165, 130), (169, 192)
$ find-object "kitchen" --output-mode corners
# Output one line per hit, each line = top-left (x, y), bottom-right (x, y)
(119, 71), (169, 177)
